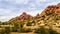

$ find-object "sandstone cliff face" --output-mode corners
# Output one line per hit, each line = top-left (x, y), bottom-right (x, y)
(10, 12), (33, 21)
(40, 3), (60, 16)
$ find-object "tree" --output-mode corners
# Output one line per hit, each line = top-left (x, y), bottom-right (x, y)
(49, 28), (59, 34)
(35, 26), (59, 34)
(12, 21), (25, 32)
(0, 21), (2, 25)
(26, 21), (32, 26)
(4, 27), (11, 34)
(35, 26), (49, 34)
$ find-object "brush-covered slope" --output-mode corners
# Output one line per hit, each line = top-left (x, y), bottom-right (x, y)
(35, 3), (60, 28)
(9, 3), (60, 28)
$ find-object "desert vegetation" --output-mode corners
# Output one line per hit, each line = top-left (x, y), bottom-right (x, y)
(1, 3), (60, 34)
(0, 11), (60, 34)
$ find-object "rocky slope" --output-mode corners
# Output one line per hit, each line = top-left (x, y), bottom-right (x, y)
(6, 3), (60, 33)
(40, 3), (60, 16)
(35, 3), (60, 28)
(10, 12), (33, 21)
(10, 3), (60, 22)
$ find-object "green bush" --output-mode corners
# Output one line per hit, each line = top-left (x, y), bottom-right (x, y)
(35, 26), (59, 34)
(20, 28), (32, 33)
(35, 26), (49, 34)
(46, 11), (55, 16)
(0, 29), (5, 34)
(11, 27), (17, 32)
(26, 21), (32, 26)
(49, 28), (59, 34)
(25, 29), (32, 32)
(0, 27), (11, 34)
(4, 27), (11, 34)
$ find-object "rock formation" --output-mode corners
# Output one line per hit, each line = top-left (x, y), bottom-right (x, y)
(10, 3), (60, 22)
(10, 12), (33, 21)
(40, 3), (60, 16)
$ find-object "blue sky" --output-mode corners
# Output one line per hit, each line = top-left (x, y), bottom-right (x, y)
(0, 0), (60, 22)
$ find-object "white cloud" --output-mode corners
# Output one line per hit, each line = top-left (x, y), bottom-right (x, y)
(4, 0), (29, 4)
(0, 16), (10, 22)
(44, 1), (60, 8)
(0, 15), (17, 22)
(49, 2), (60, 5)
(0, 9), (11, 15)
(26, 9), (43, 16)
(36, 0), (47, 2)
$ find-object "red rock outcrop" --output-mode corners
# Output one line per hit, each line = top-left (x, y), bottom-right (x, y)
(10, 12), (33, 21)
(10, 3), (60, 21)
(40, 3), (60, 16)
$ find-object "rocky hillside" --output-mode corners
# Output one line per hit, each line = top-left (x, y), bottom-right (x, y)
(1, 3), (60, 34)
(10, 12), (33, 21)
(35, 3), (60, 28)
(10, 3), (60, 22)
(40, 3), (60, 16)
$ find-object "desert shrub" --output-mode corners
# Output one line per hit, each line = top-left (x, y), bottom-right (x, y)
(32, 20), (35, 23)
(25, 29), (32, 32)
(0, 29), (5, 34)
(35, 26), (59, 34)
(4, 27), (11, 34)
(41, 16), (45, 20)
(11, 27), (17, 32)
(35, 26), (49, 34)
(0, 21), (2, 25)
(0, 27), (11, 34)
(11, 21), (25, 32)
(46, 11), (55, 16)
(26, 21), (32, 26)
(49, 28), (59, 34)
(54, 16), (60, 20)
(21, 28), (32, 33)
